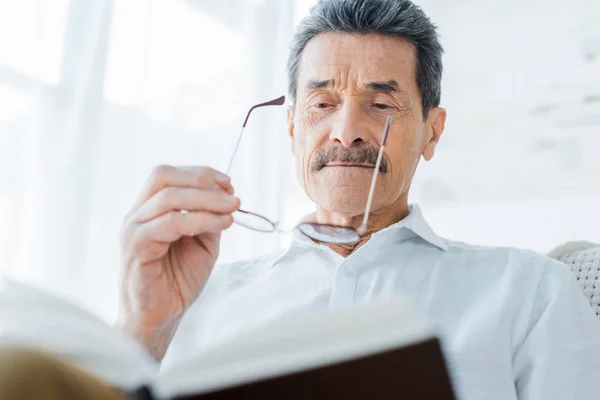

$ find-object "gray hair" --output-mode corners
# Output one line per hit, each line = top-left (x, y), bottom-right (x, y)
(287, 0), (443, 117)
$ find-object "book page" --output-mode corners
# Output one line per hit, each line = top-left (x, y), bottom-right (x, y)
(0, 278), (159, 391)
(157, 297), (432, 399)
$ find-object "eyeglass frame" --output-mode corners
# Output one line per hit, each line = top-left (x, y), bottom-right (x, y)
(226, 95), (392, 244)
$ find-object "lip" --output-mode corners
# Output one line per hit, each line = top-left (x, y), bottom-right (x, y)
(324, 162), (376, 168)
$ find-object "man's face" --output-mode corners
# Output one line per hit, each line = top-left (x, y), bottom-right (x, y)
(288, 33), (446, 217)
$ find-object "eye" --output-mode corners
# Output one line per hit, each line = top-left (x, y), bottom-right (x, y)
(315, 103), (330, 109)
(373, 103), (392, 110)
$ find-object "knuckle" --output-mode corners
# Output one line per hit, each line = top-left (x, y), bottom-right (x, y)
(196, 166), (212, 174)
(151, 164), (173, 182)
(128, 226), (149, 257)
(130, 230), (146, 257)
(164, 211), (181, 232)
(157, 186), (176, 207)
(195, 166), (213, 182)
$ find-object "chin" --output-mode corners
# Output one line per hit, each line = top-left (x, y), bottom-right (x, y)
(306, 171), (374, 212)
(311, 187), (369, 216)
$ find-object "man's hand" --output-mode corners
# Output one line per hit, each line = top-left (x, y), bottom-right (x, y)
(118, 165), (239, 361)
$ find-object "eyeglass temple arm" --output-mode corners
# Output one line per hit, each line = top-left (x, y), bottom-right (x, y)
(225, 95), (286, 175)
(358, 115), (392, 234)
(226, 125), (245, 175)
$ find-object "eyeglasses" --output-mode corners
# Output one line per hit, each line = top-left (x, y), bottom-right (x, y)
(226, 96), (392, 244)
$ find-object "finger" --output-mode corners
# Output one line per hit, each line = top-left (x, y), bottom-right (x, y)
(131, 188), (240, 223)
(219, 179), (235, 195)
(132, 211), (234, 246)
(180, 166), (234, 195)
(130, 165), (231, 215)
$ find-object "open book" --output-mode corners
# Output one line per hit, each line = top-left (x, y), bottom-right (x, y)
(0, 278), (455, 399)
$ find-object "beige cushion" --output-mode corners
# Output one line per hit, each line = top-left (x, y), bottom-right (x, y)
(548, 242), (600, 318)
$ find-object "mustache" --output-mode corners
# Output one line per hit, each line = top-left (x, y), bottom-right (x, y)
(310, 145), (388, 173)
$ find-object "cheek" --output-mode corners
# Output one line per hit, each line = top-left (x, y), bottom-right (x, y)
(292, 122), (316, 193)
(292, 126), (309, 169)
(387, 134), (421, 185)
(294, 119), (323, 166)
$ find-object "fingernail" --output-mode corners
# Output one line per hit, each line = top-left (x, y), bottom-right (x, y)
(215, 171), (230, 182)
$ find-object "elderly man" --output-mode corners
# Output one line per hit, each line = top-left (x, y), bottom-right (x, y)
(116, 0), (600, 399)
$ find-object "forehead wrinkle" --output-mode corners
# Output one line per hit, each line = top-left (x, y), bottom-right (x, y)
(298, 32), (419, 91)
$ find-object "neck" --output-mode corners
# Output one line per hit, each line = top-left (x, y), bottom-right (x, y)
(311, 195), (410, 257)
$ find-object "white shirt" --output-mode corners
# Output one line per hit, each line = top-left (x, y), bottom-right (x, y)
(164, 205), (600, 400)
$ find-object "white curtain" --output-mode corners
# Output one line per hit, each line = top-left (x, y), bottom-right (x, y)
(0, 0), (298, 321)
(1, 0), (599, 322)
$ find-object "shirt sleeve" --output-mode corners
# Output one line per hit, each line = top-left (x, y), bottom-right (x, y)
(513, 259), (600, 399)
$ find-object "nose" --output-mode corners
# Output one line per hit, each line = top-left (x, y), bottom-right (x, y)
(328, 102), (371, 148)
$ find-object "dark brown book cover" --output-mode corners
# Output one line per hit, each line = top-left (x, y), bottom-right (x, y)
(172, 338), (455, 400)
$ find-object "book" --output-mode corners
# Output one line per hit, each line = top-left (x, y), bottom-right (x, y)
(0, 278), (456, 399)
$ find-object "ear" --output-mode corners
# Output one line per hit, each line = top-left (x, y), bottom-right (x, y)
(422, 107), (446, 161)
(287, 106), (296, 154)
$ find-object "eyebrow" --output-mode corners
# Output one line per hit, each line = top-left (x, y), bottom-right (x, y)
(365, 80), (399, 93)
(305, 79), (334, 91)
(305, 79), (400, 94)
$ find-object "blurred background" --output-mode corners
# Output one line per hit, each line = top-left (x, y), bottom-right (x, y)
(0, 0), (598, 322)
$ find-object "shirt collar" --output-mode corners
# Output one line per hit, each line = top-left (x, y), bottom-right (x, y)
(290, 204), (448, 252)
